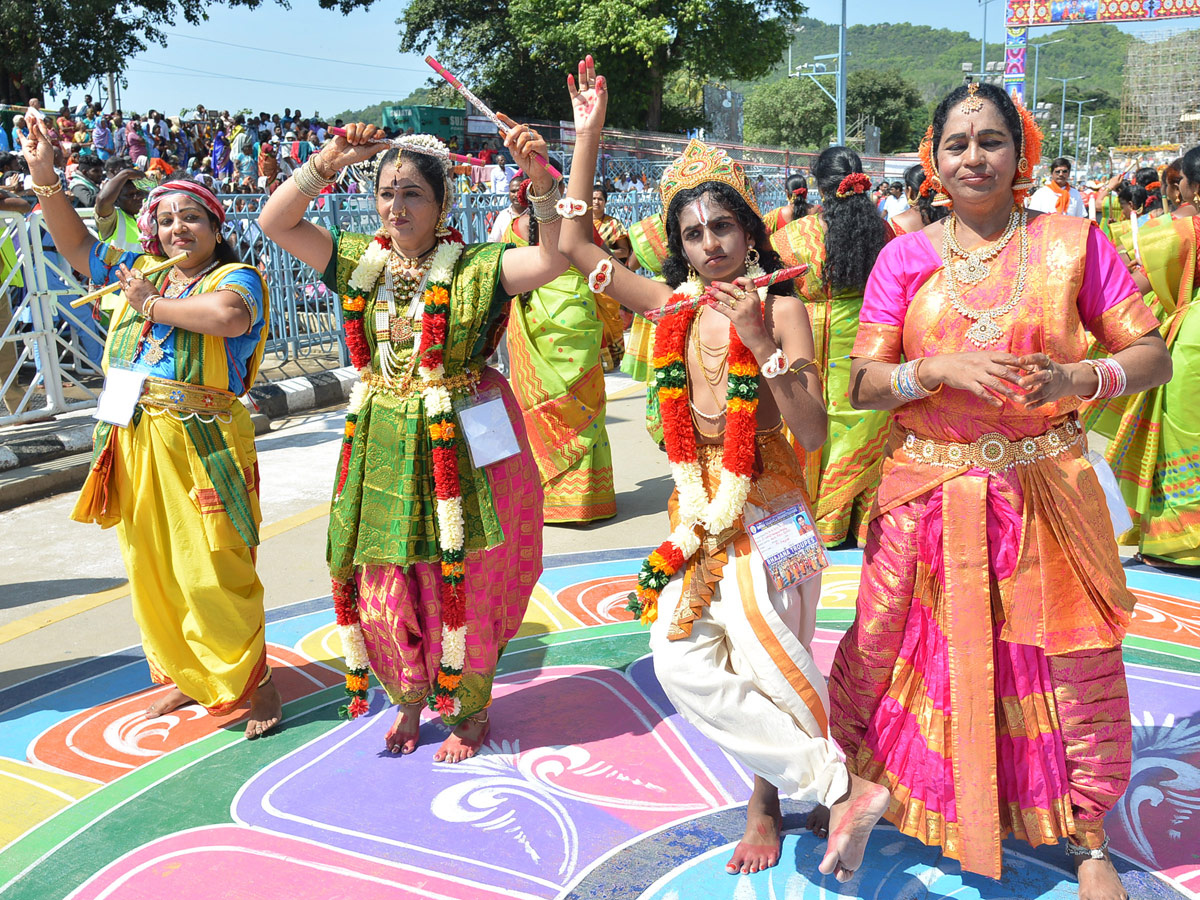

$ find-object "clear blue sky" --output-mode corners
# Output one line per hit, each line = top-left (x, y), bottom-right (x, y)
(41, 1), (1187, 119)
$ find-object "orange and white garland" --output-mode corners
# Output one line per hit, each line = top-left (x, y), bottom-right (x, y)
(628, 280), (760, 624)
(333, 234), (468, 719)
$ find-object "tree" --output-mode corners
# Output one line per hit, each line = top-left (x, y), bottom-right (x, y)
(399, 0), (807, 131)
(0, 0), (376, 107)
(846, 69), (923, 153)
(743, 77), (833, 149)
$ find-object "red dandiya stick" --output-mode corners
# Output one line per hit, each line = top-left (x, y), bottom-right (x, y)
(424, 56), (564, 180)
(642, 264), (809, 323)
(328, 127), (486, 166)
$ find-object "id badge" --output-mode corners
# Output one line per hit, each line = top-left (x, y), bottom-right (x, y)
(94, 364), (149, 427)
(747, 492), (829, 591)
(454, 388), (520, 469)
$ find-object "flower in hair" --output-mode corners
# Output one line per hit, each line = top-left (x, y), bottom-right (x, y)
(835, 172), (871, 199)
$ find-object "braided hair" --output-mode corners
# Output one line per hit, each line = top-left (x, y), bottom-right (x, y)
(813, 146), (887, 294)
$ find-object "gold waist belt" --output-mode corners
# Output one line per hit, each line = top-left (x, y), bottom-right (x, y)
(363, 365), (482, 400)
(140, 377), (236, 415)
(899, 419), (1082, 472)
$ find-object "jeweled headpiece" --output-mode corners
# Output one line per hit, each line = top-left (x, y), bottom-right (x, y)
(960, 82), (984, 115)
(660, 139), (761, 217)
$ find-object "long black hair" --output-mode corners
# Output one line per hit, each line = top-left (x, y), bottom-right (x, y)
(661, 182), (792, 295)
(904, 162), (947, 226)
(786, 173), (810, 219)
(1182, 145), (1200, 198)
(930, 82), (1024, 173)
(813, 146), (887, 294)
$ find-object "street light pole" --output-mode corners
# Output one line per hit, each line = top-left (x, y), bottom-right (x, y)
(1046, 75), (1085, 157)
(1082, 113), (1102, 175)
(1072, 98), (1095, 158)
(837, 0), (847, 147)
(1029, 37), (1063, 110)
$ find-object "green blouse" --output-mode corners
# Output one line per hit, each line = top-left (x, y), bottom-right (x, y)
(322, 230), (512, 579)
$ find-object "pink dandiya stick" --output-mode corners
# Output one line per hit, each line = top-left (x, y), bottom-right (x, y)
(642, 264), (810, 323)
(424, 55), (563, 180)
(328, 127), (486, 166)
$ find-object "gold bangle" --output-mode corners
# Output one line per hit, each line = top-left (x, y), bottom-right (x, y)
(526, 179), (561, 204)
(311, 153), (336, 181)
(31, 180), (63, 198)
(143, 295), (163, 323)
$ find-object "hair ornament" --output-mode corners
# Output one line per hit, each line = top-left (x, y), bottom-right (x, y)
(1147, 180), (1162, 191)
(835, 172), (871, 199)
(791, 185), (808, 198)
(960, 82), (984, 115)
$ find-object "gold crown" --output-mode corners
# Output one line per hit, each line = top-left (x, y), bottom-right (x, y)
(660, 139), (761, 217)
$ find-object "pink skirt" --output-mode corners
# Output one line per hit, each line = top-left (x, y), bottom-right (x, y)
(355, 370), (544, 724)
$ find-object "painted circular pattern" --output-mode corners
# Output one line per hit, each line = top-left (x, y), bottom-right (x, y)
(0, 550), (1195, 900)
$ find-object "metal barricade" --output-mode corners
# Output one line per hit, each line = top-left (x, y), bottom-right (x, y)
(0, 210), (107, 425)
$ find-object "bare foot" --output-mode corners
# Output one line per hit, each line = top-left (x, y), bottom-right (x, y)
(1075, 849), (1129, 900)
(385, 702), (424, 755)
(145, 687), (192, 718)
(806, 803), (830, 839)
(244, 678), (282, 740)
(726, 776), (782, 874)
(432, 712), (489, 764)
(818, 773), (890, 883)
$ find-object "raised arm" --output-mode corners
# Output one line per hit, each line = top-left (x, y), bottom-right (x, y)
(94, 167), (139, 220)
(560, 56), (672, 315)
(258, 123), (386, 271)
(495, 115), (569, 296)
(18, 117), (96, 273)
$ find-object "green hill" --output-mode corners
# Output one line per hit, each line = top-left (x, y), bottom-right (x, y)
(741, 17), (1134, 108)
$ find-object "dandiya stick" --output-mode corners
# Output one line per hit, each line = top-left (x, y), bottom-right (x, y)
(643, 264), (809, 322)
(327, 127), (486, 166)
(424, 56), (563, 180)
(70, 253), (190, 308)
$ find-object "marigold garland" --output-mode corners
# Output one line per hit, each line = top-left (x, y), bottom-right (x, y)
(627, 281), (760, 625)
(331, 234), (468, 719)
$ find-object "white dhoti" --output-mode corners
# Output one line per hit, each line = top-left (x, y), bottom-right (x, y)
(649, 535), (849, 809)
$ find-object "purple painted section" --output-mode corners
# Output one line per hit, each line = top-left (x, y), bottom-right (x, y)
(235, 665), (749, 898)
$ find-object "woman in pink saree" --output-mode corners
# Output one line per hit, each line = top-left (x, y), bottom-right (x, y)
(827, 83), (1171, 900)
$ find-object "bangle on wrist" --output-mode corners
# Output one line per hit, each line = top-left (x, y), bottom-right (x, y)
(311, 153), (336, 181)
(526, 179), (560, 204)
(143, 295), (163, 323)
(890, 358), (939, 403)
(1083, 358), (1127, 401)
(293, 157), (334, 198)
(31, 179), (63, 198)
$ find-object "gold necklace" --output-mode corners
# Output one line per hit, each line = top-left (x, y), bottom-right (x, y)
(689, 317), (728, 427)
(142, 259), (220, 363)
(943, 206), (1020, 286)
(692, 316), (730, 387)
(941, 206), (1029, 348)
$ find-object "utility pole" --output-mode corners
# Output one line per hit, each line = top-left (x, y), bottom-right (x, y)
(1071, 98), (1096, 158)
(1028, 37), (1063, 110)
(1046, 75), (1085, 157)
(836, 0), (847, 147)
(1083, 113), (1102, 175)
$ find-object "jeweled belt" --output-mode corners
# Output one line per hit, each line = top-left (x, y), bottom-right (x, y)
(898, 418), (1082, 472)
(140, 377), (236, 415)
(363, 365), (482, 400)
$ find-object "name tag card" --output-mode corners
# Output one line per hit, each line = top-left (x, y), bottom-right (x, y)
(455, 389), (520, 469)
(747, 497), (829, 591)
(94, 365), (148, 427)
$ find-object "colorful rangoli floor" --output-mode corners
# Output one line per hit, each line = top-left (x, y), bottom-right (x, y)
(2, 549), (1198, 899)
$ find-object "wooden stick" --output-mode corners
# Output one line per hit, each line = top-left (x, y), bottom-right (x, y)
(69, 253), (190, 308)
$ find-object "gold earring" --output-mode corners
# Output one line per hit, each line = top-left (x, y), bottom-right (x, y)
(745, 247), (760, 267)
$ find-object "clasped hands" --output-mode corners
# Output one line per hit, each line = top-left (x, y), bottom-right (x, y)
(926, 351), (1076, 408)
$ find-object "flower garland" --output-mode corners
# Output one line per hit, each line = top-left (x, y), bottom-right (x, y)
(627, 280), (760, 624)
(341, 233), (391, 370)
(331, 235), (466, 719)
